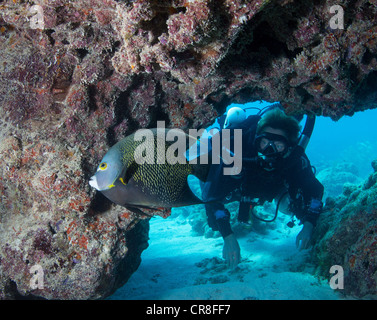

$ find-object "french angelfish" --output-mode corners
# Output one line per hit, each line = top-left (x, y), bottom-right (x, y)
(89, 128), (209, 212)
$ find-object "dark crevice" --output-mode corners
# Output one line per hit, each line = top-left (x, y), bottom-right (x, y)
(48, 222), (57, 235)
(296, 87), (311, 104)
(348, 64), (360, 84)
(221, 0), (314, 70)
(138, 1), (187, 45)
(323, 84), (332, 95)
(147, 80), (170, 127)
(362, 48), (374, 65)
(355, 71), (377, 100)
(102, 40), (121, 57)
(44, 29), (56, 46)
(4, 281), (47, 300)
(87, 84), (97, 112)
(83, 25), (95, 39)
(148, 106), (170, 128)
(106, 75), (144, 146)
(139, 12), (170, 45)
(70, 22), (81, 30)
(75, 48), (89, 61)
(87, 191), (113, 216)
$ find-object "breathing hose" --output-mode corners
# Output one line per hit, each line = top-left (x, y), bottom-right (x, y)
(250, 191), (288, 223)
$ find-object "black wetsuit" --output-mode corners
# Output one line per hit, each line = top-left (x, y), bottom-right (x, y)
(204, 115), (324, 238)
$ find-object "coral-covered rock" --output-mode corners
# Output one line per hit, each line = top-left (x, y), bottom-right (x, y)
(312, 160), (377, 298)
(0, 0), (377, 299)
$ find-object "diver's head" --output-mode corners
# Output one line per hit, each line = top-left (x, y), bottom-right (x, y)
(255, 108), (301, 170)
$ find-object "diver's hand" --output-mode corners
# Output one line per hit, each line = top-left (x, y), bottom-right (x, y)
(296, 221), (314, 250)
(223, 233), (241, 269)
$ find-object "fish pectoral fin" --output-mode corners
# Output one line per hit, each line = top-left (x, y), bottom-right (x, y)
(187, 174), (205, 202)
(119, 160), (139, 185)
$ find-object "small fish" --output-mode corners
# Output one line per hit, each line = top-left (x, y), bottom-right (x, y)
(89, 128), (209, 212)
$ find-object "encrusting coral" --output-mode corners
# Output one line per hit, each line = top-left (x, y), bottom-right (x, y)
(0, 0), (376, 299)
(312, 160), (377, 298)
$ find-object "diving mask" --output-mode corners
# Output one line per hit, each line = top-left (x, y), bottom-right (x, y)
(256, 132), (289, 155)
(255, 132), (290, 170)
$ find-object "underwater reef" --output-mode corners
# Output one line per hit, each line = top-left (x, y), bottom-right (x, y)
(0, 0), (377, 299)
(312, 160), (377, 298)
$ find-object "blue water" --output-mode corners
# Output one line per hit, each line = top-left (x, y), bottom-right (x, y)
(307, 109), (377, 178)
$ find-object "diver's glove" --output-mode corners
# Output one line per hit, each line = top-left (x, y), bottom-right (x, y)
(296, 221), (313, 250)
(223, 233), (241, 269)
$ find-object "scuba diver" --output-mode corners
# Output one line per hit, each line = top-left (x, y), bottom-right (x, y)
(198, 104), (324, 269)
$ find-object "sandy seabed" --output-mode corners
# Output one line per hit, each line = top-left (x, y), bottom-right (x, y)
(109, 206), (341, 301)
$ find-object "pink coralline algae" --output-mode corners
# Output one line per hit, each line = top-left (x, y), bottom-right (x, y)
(0, 0), (376, 299)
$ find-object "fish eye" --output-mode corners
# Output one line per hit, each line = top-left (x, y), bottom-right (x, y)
(99, 162), (107, 171)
